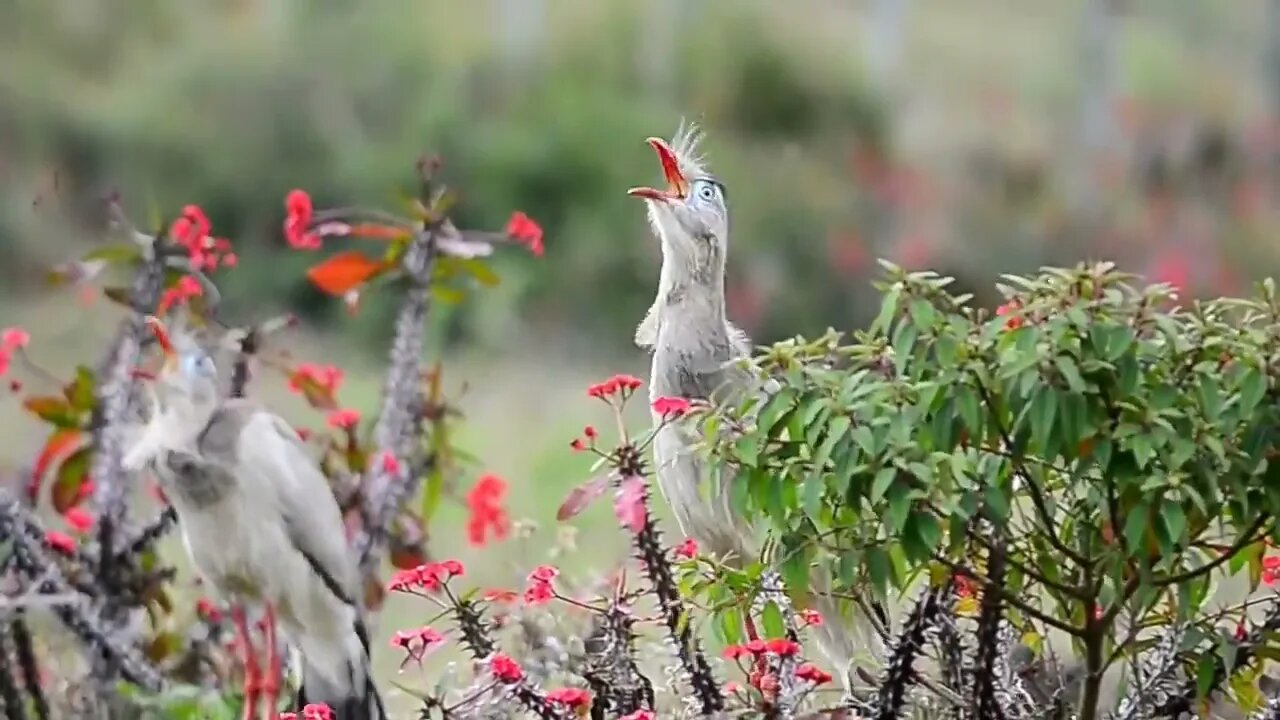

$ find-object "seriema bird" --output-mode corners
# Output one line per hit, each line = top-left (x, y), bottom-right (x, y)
(122, 315), (385, 720)
(628, 124), (877, 695)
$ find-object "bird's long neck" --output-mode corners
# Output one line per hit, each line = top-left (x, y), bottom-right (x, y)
(655, 236), (727, 336)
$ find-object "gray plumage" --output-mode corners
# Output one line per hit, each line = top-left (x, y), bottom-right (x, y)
(629, 124), (872, 695)
(122, 318), (384, 720)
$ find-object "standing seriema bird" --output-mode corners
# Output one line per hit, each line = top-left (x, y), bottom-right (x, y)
(122, 316), (385, 720)
(627, 126), (876, 697)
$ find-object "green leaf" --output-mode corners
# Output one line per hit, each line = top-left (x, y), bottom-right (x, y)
(757, 388), (798, 436)
(1197, 375), (1223, 422)
(64, 366), (96, 412)
(902, 511), (942, 563)
(23, 395), (80, 429)
(50, 447), (92, 514)
(1056, 355), (1087, 394)
(908, 298), (936, 330)
(83, 243), (144, 264)
(871, 286), (902, 335)
(870, 467), (896, 504)
(866, 546), (891, 599)
(1124, 501), (1150, 556)
(761, 601), (786, 639)
(1029, 387), (1058, 456)
(1158, 500), (1187, 550)
(886, 490), (912, 533)
(718, 604), (744, 647)
(811, 415), (851, 470)
(803, 474), (825, 525)
(1239, 367), (1266, 417)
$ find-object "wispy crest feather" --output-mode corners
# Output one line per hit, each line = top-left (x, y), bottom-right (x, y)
(670, 119), (710, 179)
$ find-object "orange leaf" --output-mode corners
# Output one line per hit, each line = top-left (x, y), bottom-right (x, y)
(23, 395), (79, 428)
(306, 252), (387, 297)
(348, 223), (410, 241)
(28, 428), (83, 501)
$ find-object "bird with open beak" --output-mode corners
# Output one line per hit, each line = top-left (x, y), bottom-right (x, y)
(123, 315), (385, 720)
(628, 124), (874, 698)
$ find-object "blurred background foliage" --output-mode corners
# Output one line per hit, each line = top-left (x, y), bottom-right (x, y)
(3, 0), (1277, 358)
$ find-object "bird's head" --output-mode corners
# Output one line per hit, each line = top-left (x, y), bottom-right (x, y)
(628, 124), (729, 271)
(145, 315), (220, 411)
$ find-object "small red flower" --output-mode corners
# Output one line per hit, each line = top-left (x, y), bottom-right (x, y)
(529, 565), (560, 582)
(1, 328), (30, 350)
(284, 190), (322, 250)
(620, 711), (656, 720)
(674, 538), (698, 560)
(798, 608), (823, 627)
(279, 714), (297, 720)
(583, 425), (597, 439)
(63, 507), (94, 533)
(795, 663), (833, 685)
(586, 374), (644, 400)
(570, 438), (586, 452)
(614, 476), (648, 533)
(995, 300), (1024, 330)
(196, 597), (223, 623)
(44, 531), (76, 554)
(325, 408), (360, 430)
(504, 211), (545, 257)
(301, 704), (334, 720)
(390, 626), (446, 668)
(490, 653), (524, 683)
(954, 574), (979, 598)
(754, 671), (780, 696)
(466, 474), (511, 547)
(289, 363), (344, 395)
(545, 687), (591, 709)
(651, 396), (692, 418)
(765, 638), (801, 656)
(157, 275), (204, 314)
(1263, 556), (1280, 586)
(0, 350), (9, 378)
(524, 580), (554, 606)
(439, 559), (465, 577)
(380, 451), (401, 475)
(722, 644), (750, 660)
(1234, 621), (1248, 642)
(745, 639), (767, 655)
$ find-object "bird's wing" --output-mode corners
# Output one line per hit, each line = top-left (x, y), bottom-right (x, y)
(635, 300), (660, 351)
(199, 401), (360, 604)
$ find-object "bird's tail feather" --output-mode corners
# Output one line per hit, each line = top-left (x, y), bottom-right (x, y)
(295, 618), (386, 720)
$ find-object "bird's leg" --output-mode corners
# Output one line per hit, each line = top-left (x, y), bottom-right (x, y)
(231, 605), (262, 720)
(259, 603), (282, 720)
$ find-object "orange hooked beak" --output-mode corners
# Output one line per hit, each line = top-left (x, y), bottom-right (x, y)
(627, 137), (689, 202)
(144, 315), (177, 373)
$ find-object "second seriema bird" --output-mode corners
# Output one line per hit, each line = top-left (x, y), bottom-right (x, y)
(122, 316), (385, 720)
(628, 125), (881, 696)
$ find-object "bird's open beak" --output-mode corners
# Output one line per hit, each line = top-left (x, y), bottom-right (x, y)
(144, 315), (177, 372)
(627, 137), (689, 202)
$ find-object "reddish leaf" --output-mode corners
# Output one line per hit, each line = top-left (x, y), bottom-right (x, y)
(556, 474), (612, 522)
(51, 447), (91, 513)
(28, 429), (82, 501)
(23, 395), (79, 428)
(347, 223), (410, 241)
(306, 252), (388, 296)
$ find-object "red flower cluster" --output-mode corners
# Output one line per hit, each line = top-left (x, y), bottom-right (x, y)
(157, 275), (203, 315)
(390, 625), (446, 668)
(546, 687), (591, 709)
(620, 712), (656, 720)
(483, 588), (519, 604)
(490, 652), (524, 683)
(614, 476), (648, 533)
(386, 559), (465, 594)
(170, 205), (236, 272)
(954, 573), (979, 598)
(651, 396), (692, 418)
(673, 537), (698, 560)
(797, 608), (823, 627)
(569, 425), (598, 453)
(289, 363), (344, 395)
(465, 474), (511, 547)
(277, 703), (333, 720)
(587, 374), (643, 401)
(44, 530), (76, 554)
(284, 190), (322, 250)
(325, 408), (360, 430)
(504, 211), (545, 257)
(523, 564), (559, 606)
(723, 637), (802, 660)
(0, 327), (29, 378)
(1264, 556), (1280, 586)
(63, 507), (93, 533)
(995, 300), (1024, 330)
(795, 663), (833, 685)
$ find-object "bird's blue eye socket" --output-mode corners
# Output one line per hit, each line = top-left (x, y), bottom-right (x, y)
(695, 181), (718, 202)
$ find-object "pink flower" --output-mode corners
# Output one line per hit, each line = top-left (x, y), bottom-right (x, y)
(798, 608), (823, 627)
(524, 580), (554, 606)
(722, 644), (750, 660)
(390, 626), (446, 668)
(765, 638), (801, 657)
(1263, 556), (1280, 586)
(504, 211), (545, 257)
(620, 711), (656, 720)
(380, 451), (401, 475)
(586, 374), (643, 400)
(490, 653), (524, 683)
(674, 538), (698, 559)
(545, 687), (591, 709)
(529, 565), (559, 582)
(301, 704), (333, 720)
(157, 275), (204, 314)
(1, 328), (30, 350)
(651, 396), (692, 418)
(63, 507), (94, 533)
(613, 476), (648, 533)
(196, 597), (223, 623)
(325, 408), (360, 429)
(0, 350), (10, 378)
(284, 190), (322, 250)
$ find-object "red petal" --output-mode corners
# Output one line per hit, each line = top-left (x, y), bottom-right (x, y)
(28, 429), (82, 501)
(305, 252), (388, 297)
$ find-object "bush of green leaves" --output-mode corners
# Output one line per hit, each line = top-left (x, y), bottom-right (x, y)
(701, 261), (1280, 717)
